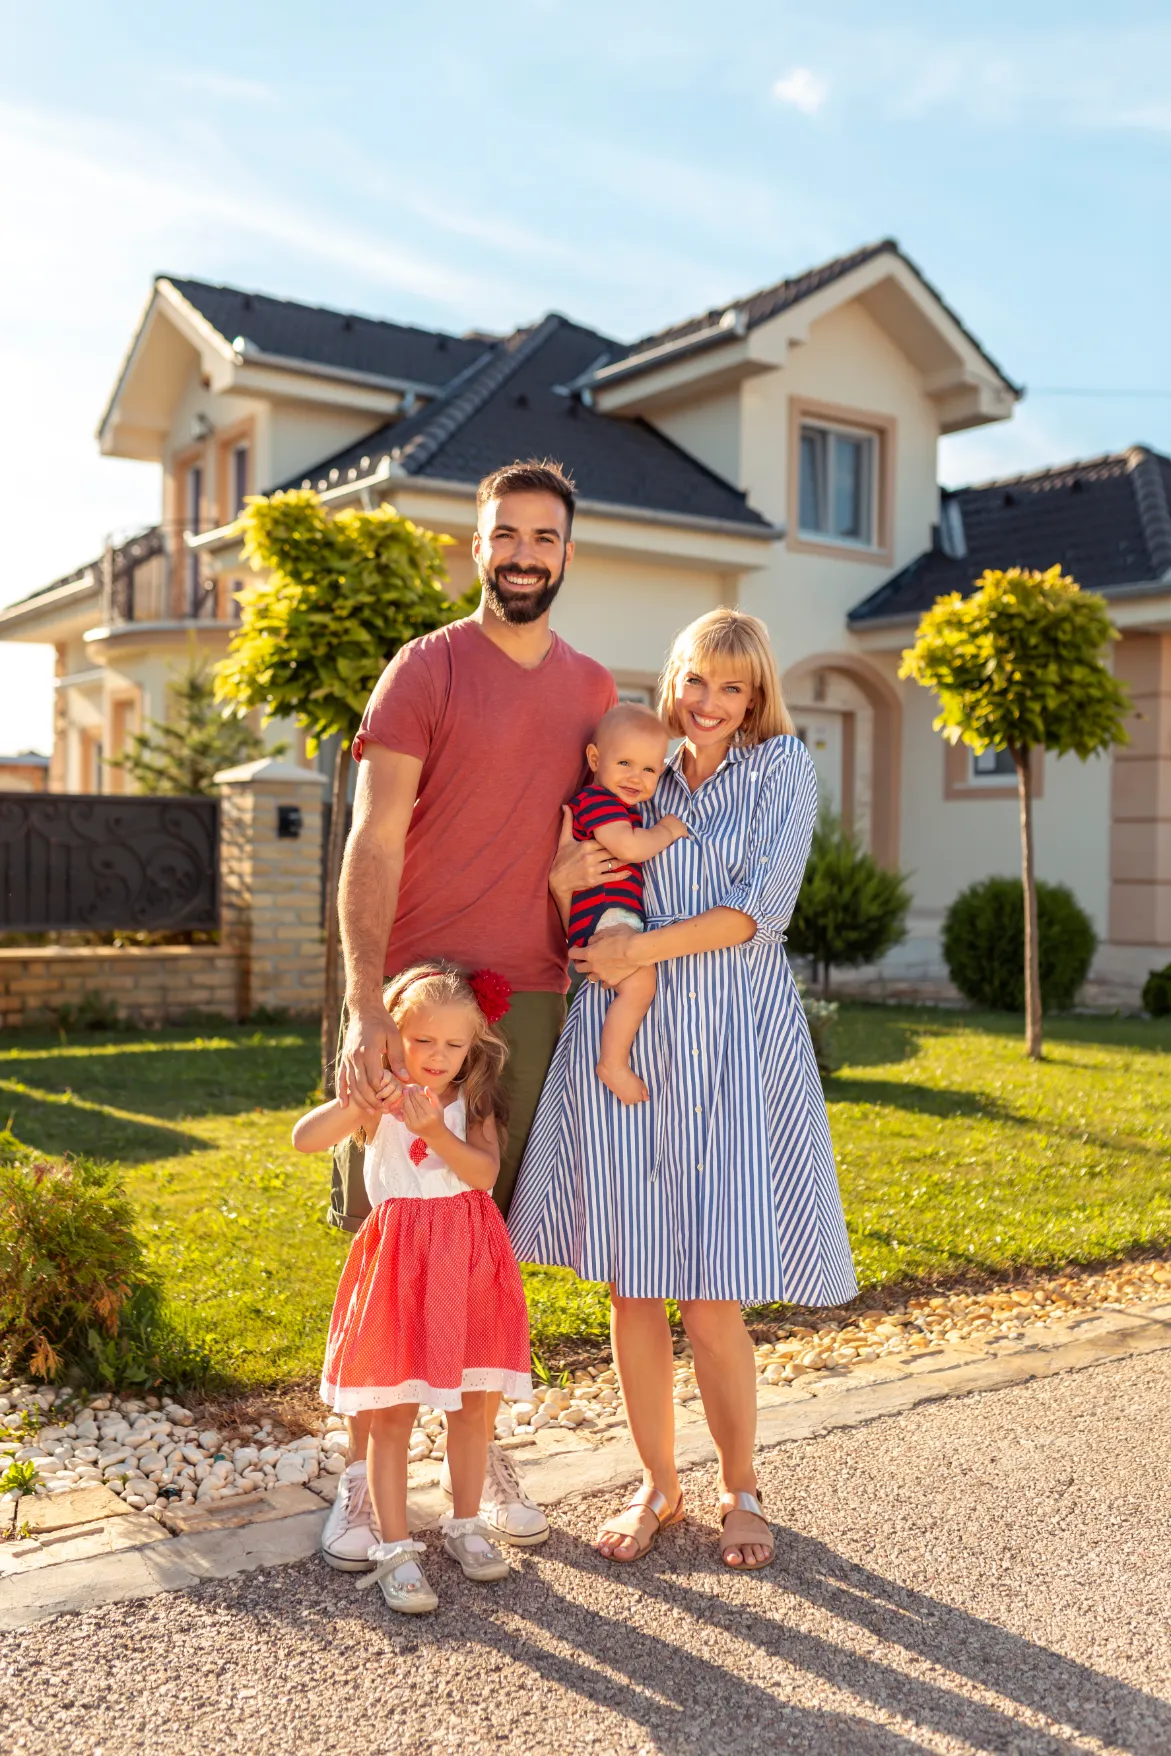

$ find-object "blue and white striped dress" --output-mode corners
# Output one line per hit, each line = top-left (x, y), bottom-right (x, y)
(507, 735), (857, 1307)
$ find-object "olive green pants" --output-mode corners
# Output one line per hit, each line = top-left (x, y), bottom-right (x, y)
(328, 989), (567, 1233)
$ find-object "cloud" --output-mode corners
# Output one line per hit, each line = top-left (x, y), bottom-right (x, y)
(168, 69), (277, 105)
(773, 68), (829, 116)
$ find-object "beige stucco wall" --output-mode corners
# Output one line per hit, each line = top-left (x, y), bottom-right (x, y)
(550, 551), (729, 679)
(652, 389), (742, 492)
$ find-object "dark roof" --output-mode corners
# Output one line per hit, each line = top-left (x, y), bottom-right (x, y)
(610, 239), (1020, 395)
(283, 315), (773, 532)
(849, 447), (1171, 626)
(163, 277), (488, 390)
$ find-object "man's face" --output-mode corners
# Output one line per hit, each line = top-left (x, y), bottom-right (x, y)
(472, 490), (574, 625)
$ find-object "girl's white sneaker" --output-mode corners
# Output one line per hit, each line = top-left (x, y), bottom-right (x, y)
(356, 1539), (438, 1614)
(320, 1462), (379, 1571)
(441, 1515), (510, 1582)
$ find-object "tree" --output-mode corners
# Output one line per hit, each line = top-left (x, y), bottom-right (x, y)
(110, 657), (274, 796)
(786, 808), (911, 998)
(215, 490), (460, 1088)
(899, 566), (1129, 1059)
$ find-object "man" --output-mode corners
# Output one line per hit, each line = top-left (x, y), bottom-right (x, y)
(321, 457), (619, 1569)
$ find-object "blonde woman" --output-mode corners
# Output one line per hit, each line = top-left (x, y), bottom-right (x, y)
(508, 609), (856, 1570)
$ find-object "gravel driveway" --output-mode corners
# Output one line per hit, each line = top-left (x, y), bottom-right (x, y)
(7, 1348), (1171, 1756)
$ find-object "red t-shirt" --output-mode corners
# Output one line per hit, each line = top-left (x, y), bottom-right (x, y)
(353, 617), (617, 992)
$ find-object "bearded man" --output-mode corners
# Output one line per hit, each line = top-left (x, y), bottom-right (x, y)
(320, 458), (618, 1568)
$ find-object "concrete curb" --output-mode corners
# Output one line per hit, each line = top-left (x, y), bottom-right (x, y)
(5, 1303), (1170, 1630)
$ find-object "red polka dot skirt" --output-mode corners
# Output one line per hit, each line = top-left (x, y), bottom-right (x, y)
(320, 1189), (533, 1414)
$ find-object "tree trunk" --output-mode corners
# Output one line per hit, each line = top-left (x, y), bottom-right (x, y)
(1013, 745), (1043, 1061)
(321, 737), (349, 1096)
(821, 955), (832, 1001)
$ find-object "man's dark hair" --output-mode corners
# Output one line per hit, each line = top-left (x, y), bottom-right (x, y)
(476, 458), (576, 534)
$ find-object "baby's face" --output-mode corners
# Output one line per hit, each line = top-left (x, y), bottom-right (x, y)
(589, 726), (670, 807)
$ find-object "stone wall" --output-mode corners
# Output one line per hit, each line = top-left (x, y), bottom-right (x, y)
(0, 945), (239, 1029)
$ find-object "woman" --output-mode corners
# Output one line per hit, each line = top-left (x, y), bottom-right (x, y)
(508, 608), (857, 1569)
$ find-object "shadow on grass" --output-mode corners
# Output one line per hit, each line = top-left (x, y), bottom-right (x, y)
(0, 1084), (209, 1163)
(824, 1076), (1023, 1125)
(0, 1029), (319, 1124)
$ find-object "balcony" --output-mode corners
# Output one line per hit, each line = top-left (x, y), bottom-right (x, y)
(98, 524), (242, 629)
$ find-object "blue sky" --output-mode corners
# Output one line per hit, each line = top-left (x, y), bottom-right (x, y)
(1, 0), (1169, 750)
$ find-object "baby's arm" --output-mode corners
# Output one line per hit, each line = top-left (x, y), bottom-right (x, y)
(593, 813), (688, 865)
(400, 1086), (501, 1191)
(292, 1095), (377, 1153)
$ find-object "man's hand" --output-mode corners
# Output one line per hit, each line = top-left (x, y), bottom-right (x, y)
(549, 805), (632, 907)
(338, 1003), (407, 1110)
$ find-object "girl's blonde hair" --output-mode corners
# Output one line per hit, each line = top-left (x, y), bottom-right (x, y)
(384, 960), (509, 1148)
(658, 607), (794, 745)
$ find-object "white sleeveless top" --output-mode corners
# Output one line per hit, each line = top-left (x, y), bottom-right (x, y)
(363, 1095), (469, 1205)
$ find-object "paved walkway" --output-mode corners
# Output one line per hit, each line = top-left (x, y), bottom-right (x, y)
(8, 1350), (1171, 1756)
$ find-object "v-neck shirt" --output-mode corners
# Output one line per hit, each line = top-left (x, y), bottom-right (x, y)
(354, 616), (617, 990)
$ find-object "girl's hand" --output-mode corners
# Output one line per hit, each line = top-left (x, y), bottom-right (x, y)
(400, 1084), (445, 1140)
(571, 928), (643, 989)
(375, 1069), (405, 1115)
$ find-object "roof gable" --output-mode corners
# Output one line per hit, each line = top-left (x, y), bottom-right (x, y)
(849, 446), (1171, 627)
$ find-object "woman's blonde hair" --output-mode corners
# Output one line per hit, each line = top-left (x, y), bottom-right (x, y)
(658, 607), (794, 745)
(382, 960), (509, 1148)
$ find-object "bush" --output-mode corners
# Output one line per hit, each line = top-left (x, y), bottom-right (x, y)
(1142, 962), (1171, 1017)
(943, 877), (1096, 1012)
(787, 810), (911, 997)
(0, 1133), (208, 1387)
(799, 987), (839, 1079)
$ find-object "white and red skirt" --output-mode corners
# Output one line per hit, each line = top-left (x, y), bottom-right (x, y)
(320, 1189), (532, 1414)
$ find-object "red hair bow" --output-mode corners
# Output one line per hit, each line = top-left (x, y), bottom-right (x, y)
(468, 968), (512, 1025)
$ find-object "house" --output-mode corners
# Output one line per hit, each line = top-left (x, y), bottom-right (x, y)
(2, 238), (1166, 1001)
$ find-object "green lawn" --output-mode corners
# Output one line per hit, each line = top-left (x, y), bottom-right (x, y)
(2, 1007), (1168, 1389)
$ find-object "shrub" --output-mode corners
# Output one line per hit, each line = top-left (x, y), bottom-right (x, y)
(1142, 962), (1171, 1017)
(799, 987), (839, 1079)
(0, 1133), (208, 1387)
(943, 877), (1096, 1012)
(787, 810), (911, 997)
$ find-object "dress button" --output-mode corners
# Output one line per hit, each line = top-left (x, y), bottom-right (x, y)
(694, 1105), (702, 1115)
(691, 1048), (699, 1057)
(692, 884), (700, 892)
(696, 1163), (703, 1173)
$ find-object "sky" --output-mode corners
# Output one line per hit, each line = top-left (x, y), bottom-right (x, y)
(1, 0), (1169, 752)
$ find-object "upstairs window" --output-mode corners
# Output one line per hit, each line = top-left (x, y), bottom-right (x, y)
(971, 747), (1016, 782)
(232, 444), (249, 517)
(798, 422), (876, 547)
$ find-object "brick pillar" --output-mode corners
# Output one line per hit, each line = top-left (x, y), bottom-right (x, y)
(214, 758), (329, 1019)
(1109, 632), (1171, 948)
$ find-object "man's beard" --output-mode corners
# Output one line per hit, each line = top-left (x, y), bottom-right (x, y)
(479, 559), (565, 625)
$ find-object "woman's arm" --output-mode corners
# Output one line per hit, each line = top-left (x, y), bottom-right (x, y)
(570, 908), (755, 987)
(400, 1087), (501, 1191)
(292, 1096), (375, 1153)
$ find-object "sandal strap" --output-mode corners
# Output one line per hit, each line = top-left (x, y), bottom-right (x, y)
(720, 1490), (766, 1525)
(629, 1483), (672, 1526)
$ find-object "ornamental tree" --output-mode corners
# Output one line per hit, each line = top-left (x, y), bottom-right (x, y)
(215, 490), (459, 1087)
(899, 566), (1130, 1059)
(786, 808), (910, 998)
(111, 655), (276, 797)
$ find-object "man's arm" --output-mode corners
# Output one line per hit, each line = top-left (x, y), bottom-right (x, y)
(592, 813), (688, 865)
(337, 744), (422, 1106)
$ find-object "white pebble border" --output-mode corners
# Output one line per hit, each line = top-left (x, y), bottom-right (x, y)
(3, 1257), (1170, 1517)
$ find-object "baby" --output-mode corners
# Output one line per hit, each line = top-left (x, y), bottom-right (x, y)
(567, 703), (688, 1104)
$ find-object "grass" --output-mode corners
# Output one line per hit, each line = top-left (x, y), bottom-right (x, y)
(1, 1007), (1168, 1391)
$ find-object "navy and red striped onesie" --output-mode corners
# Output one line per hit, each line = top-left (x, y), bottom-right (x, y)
(567, 785), (645, 948)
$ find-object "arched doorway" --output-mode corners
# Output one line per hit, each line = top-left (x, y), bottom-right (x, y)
(782, 652), (902, 869)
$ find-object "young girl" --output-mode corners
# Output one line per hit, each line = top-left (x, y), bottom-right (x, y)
(293, 961), (532, 1615)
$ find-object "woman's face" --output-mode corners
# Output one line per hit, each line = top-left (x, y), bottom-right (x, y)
(675, 659), (755, 750)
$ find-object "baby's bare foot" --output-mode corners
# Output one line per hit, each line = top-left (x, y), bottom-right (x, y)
(597, 1060), (649, 1105)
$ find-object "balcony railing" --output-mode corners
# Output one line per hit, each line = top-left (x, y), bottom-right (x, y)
(99, 524), (241, 628)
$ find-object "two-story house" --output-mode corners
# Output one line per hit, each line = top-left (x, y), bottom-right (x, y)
(3, 238), (1168, 1002)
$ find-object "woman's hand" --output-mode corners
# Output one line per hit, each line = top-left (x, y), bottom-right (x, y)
(570, 928), (643, 989)
(549, 805), (631, 906)
(400, 1084), (446, 1140)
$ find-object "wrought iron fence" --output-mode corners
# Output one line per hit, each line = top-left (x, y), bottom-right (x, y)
(0, 794), (219, 933)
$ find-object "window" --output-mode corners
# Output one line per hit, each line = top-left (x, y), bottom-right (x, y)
(798, 422), (876, 546)
(971, 747), (1016, 782)
(232, 444), (249, 517)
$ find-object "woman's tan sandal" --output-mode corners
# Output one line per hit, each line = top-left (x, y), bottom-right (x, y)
(597, 1484), (685, 1563)
(720, 1491), (775, 1570)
